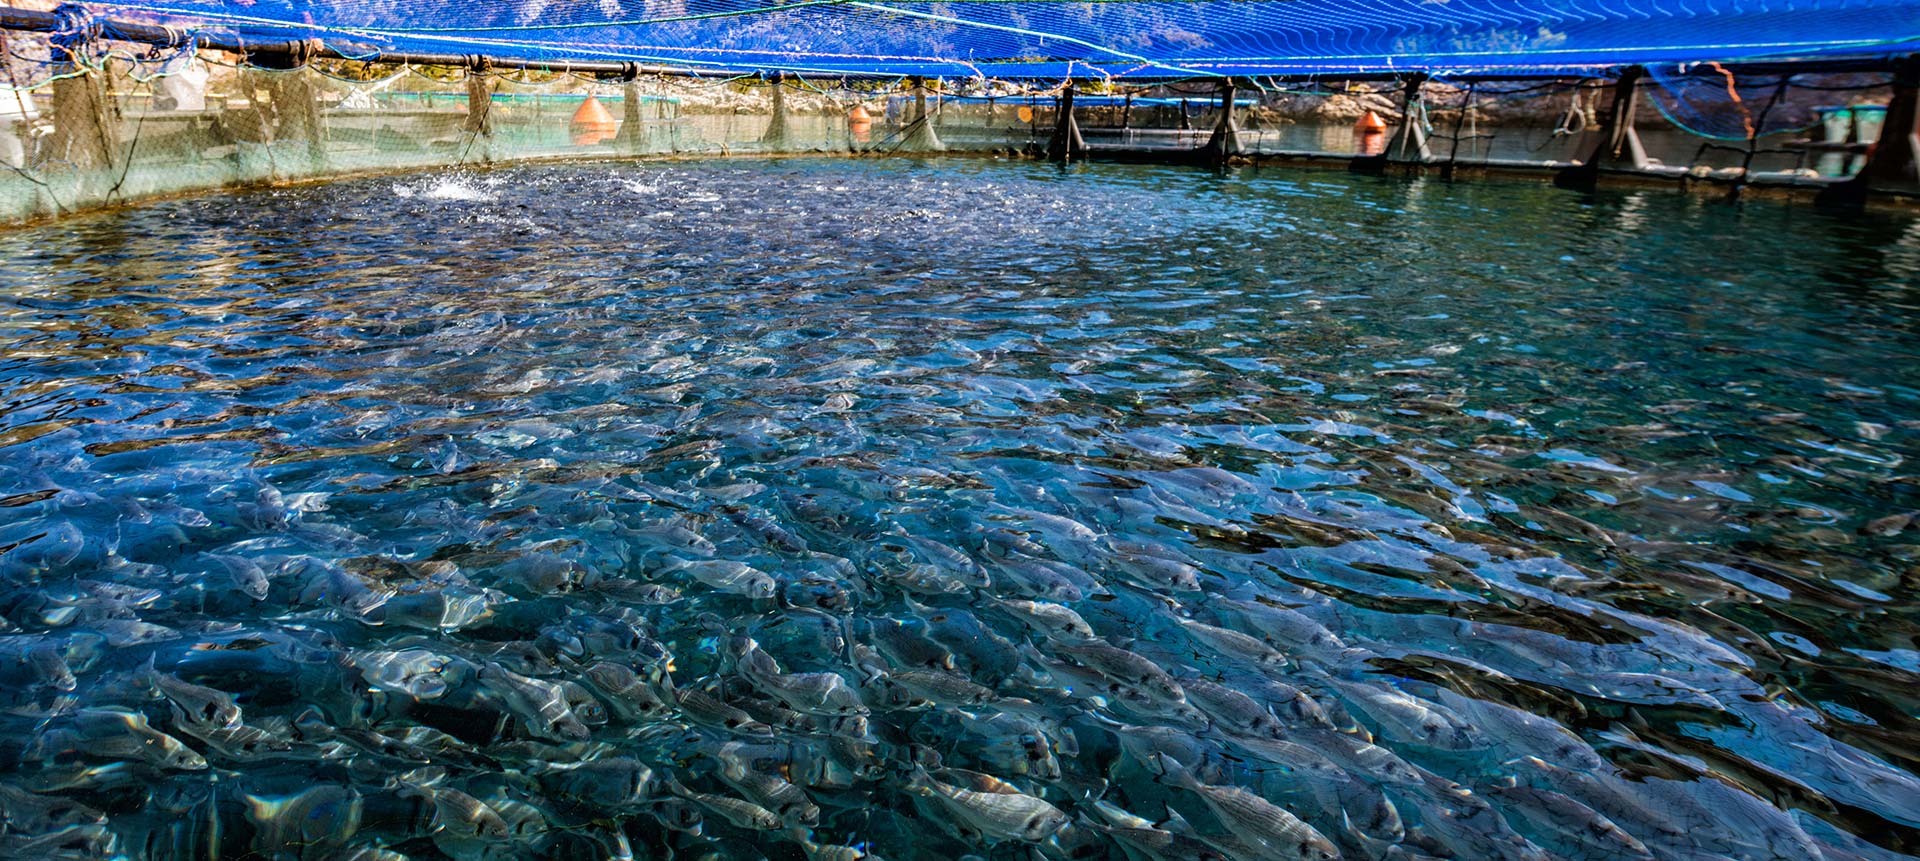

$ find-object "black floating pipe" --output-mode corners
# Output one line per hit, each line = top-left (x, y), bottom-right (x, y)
(0, 4), (1910, 83)
(0, 4), (731, 77)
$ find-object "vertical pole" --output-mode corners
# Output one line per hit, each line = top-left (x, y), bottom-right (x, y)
(46, 6), (116, 173)
(1201, 77), (1240, 164)
(618, 65), (647, 154)
(1387, 73), (1430, 164)
(1121, 92), (1133, 130)
(1444, 81), (1473, 177)
(1852, 54), (1920, 192)
(460, 55), (494, 164)
(1592, 67), (1648, 169)
(1048, 83), (1086, 162)
(761, 73), (793, 151)
(1556, 66), (1647, 189)
(901, 76), (945, 151)
(247, 41), (326, 173)
(463, 56), (493, 136)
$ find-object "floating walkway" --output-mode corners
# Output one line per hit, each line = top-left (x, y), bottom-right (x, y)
(1031, 70), (1920, 207)
(0, 4), (1916, 220)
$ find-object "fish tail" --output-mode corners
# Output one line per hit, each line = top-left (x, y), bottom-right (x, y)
(1156, 806), (1194, 833)
(1145, 753), (1197, 789)
(135, 653), (163, 690)
(902, 763), (939, 797)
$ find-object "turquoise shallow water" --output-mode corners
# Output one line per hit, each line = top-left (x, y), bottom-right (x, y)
(1, 159), (1918, 861)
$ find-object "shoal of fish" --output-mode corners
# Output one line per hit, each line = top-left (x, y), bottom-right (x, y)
(0, 460), (1913, 861)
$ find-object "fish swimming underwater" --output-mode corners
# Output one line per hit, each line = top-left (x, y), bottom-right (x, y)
(0, 202), (1903, 861)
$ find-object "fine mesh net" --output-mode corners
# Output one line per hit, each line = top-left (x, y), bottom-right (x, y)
(0, 13), (1909, 224)
(0, 34), (1043, 222)
(58, 0), (1920, 78)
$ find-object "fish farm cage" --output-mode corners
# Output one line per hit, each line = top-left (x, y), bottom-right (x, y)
(6, 4), (1920, 861)
(0, 0), (1917, 222)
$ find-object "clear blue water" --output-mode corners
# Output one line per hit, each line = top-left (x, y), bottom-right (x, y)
(1, 159), (1918, 861)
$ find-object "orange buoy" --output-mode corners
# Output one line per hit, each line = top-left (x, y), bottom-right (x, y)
(1356, 129), (1387, 157)
(1017, 105), (1034, 123)
(848, 104), (873, 143)
(1354, 110), (1387, 134)
(571, 95), (618, 146)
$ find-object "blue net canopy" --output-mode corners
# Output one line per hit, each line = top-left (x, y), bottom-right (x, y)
(87, 0), (1920, 78)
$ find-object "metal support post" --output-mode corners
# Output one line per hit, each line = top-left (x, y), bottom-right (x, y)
(463, 56), (494, 137)
(45, 4), (115, 172)
(1047, 84), (1086, 162)
(1556, 67), (1647, 188)
(1850, 54), (1920, 193)
(246, 38), (327, 170)
(1201, 77), (1241, 163)
(901, 76), (945, 152)
(1386, 73), (1431, 164)
(762, 73), (794, 150)
(458, 55), (497, 163)
(617, 65), (649, 154)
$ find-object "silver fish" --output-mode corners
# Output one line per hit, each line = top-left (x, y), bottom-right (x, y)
(991, 598), (1095, 640)
(172, 715), (295, 761)
(583, 661), (675, 721)
(1052, 640), (1185, 703)
(1208, 596), (1350, 656)
(541, 757), (655, 810)
(1485, 778), (1652, 860)
(1108, 548), (1204, 592)
(1181, 676), (1286, 738)
(1087, 803), (1236, 861)
(0, 783), (107, 834)
(717, 757), (820, 827)
(352, 649), (456, 701)
(245, 785), (364, 856)
(878, 669), (998, 709)
(992, 556), (1093, 602)
(882, 562), (975, 596)
(668, 779), (783, 830)
(679, 688), (777, 735)
(735, 641), (866, 715)
(205, 553), (271, 601)
(396, 778), (510, 841)
(476, 664), (591, 741)
(146, 667), (242, 730)
(905, 767), (1068, 843)
(670, 559), (779, 599)
(1324, 677), (1486, 751)
(1175, 617), (1290, 670)
(1149, 753), (1339, 861)
(30, 708), (208, 771)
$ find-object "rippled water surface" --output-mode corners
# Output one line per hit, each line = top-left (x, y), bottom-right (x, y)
(3, 159), (1920, 861)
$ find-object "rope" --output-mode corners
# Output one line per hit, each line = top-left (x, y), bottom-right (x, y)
(1732, 74), (1794, 187)
(1648, 70), (1825, 142)
(1705, 61), (1754, 139)
(49, 4), (106, 70)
